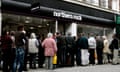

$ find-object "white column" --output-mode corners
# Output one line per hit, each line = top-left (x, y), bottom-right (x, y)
(91, 0), (99, 6)
(55, 20), (58, 32)
(100, 0), (108, 8)
(103, 28), (106, 36)
(66, 22), (77, 36)
(105, 0), (108, 8)
(113, 28), (116, 34)
(112, 0), (119, 11)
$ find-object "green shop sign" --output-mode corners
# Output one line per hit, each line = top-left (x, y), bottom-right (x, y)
(116, 15), (120, 24)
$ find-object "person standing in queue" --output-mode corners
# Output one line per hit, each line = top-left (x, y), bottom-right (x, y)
(102, 36), (111, 64)
(76, 33), (89, 66)
(42, 33), (57, 69)
(111, 34), (119, 64)
(37, 34), (45, 68)
(66, 32), (75, 66)
(10, 31), (16, 71)
(96, 36), (104, 64)
(56, 32), (67, 67)
(88, 33), (96, 65)
(1, 31), (13, 72)
(13, 25), (27, 72)
(28, 33), (39, 69)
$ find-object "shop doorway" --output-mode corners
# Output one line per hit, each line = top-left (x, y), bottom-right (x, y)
(2, 13), (56, 37)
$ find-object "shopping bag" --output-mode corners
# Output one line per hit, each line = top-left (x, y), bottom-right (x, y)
(52, 54), (57, 64)
(81, 49), (89, 65)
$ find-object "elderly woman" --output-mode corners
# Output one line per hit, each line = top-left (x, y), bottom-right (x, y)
(42, 33), (57, 69)
(28, 33), (39, 69)
(103, 36), (111, 64)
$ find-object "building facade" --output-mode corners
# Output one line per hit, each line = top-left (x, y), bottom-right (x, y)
(65, 0), (120, 12)
(1, 0), (120, 38)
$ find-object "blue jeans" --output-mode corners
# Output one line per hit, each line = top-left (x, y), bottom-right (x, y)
(13, 47), (25, 72)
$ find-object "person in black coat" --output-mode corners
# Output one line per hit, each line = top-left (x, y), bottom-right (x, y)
(66, 33), (75, 66)
(96, 36), (104, 64)
(66, 32), (75, 66)
(110, 34), (119, 64)
(37, 34), (45, 68)
(76, 33), (89, 66)
(56, 32), (67, 67)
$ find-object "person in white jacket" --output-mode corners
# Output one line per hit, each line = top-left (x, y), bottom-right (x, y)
(28, 33), (39, 69)
(88, 33), (96, 65)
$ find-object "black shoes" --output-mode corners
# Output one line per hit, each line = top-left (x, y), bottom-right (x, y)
(23, 68), (28, 71)
(38, 65), (43, 68)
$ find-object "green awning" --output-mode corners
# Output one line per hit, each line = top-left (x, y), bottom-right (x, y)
(116, 15), (120, 24)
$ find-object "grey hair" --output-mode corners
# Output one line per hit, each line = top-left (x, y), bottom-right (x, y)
(30, 33), (36, 38)
(102, 36), (107, 39)
(47, 33), (53, 38)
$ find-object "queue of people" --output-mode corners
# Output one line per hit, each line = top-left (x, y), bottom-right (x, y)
(0, 25), (120, 72)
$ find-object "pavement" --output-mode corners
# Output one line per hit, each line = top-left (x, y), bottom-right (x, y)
(23, 64), (120, 72)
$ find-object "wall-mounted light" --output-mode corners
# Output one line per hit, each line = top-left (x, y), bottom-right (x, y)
(47, 24), (49, 26)
(25, 17), (31, 23)
(25, 20), (30, 23)
(26, 17), (30, 19)
(38, 25), (42, 28)
(30, 27), (34, 29)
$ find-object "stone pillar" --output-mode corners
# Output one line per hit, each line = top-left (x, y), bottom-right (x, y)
(66, 22), (77, 36)
(103, 28), (106, 36)
(112, 0), (119, 11)
(55, 20), (58, 32)
(99, 0), (108, 8)
(108, 0), (112, 9)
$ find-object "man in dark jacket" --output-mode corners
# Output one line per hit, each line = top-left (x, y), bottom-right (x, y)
(111, 34), (119, 64)
(66, 32), (75, 66)
(76, 33), (89, 66)
(56, 32), (67, 67)
(96, 36), (104, 64)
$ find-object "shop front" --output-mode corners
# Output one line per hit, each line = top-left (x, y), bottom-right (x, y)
(1, 0), (116, 37)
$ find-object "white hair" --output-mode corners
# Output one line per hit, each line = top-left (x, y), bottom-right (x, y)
(30, 33), (36, 38)
(22, 30), (26, 34)
(102, 36), (107, 39)
(47, 33), (53, 38)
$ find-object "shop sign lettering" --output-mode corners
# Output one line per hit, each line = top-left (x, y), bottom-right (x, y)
(53, 11), (82, 21)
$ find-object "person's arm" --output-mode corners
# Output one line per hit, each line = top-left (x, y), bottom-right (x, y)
(114, 39), (119, 49)
(42, 39), (46, 48)
(53, 40), (57, 52)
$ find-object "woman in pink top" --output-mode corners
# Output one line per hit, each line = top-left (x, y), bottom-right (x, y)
(42, 33), (57, 69)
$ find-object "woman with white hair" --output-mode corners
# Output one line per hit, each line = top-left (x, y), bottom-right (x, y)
(28, 33), (39, 69)
(42, 33), (57, 69)
(103, 36), (111, 64)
